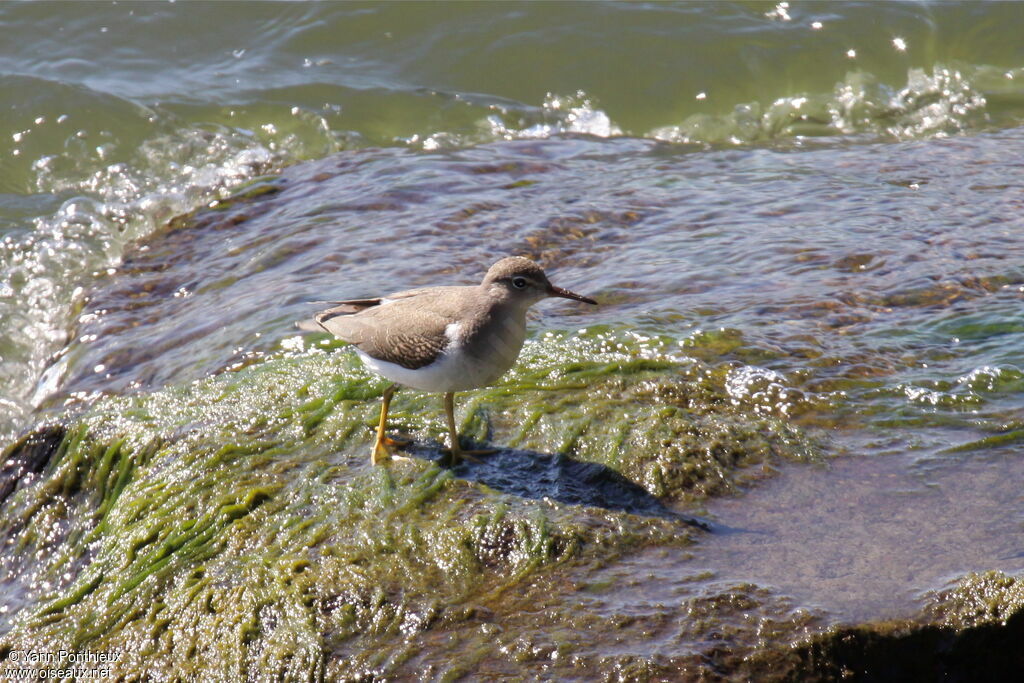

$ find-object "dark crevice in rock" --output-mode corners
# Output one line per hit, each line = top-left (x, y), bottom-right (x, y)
(0, 425), (65, 504)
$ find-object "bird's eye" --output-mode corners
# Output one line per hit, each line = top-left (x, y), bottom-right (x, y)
(512, 277), (528, 289)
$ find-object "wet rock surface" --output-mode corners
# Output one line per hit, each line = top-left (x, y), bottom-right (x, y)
(1, 334), (1020, 679)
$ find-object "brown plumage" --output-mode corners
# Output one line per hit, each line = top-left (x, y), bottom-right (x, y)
(311, 289), (454, 369)
(297, 256), (597, 465)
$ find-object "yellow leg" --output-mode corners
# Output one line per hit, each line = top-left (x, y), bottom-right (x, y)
(372, 384), (404, 465)
(442, 392), (495, 465)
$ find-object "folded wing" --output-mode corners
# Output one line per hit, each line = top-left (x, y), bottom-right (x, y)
(298, 292), (452, 369)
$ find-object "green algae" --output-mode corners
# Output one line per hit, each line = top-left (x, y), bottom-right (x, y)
(4, 329), (1024, 678)
(0, 330), (821, 678)
(927, 571), (1024, 630)
(17, 325), (1023, 679)
(2, 428), (579, 678)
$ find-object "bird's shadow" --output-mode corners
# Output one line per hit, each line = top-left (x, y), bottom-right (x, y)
(404, 441), (710, 531)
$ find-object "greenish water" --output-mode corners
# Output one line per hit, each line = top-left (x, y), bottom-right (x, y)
(2, 1), (1024, 678)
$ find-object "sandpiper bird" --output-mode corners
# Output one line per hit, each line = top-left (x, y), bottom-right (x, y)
(298, 256), (597, 465)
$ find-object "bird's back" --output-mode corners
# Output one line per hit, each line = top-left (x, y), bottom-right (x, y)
(304, 285), (489, 370)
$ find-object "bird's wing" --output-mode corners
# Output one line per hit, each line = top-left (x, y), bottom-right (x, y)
(294, 288), (430, 333)
(306, 293), (455, 370)
(295, 301), (380, 334)
(314, 299), (381, 323)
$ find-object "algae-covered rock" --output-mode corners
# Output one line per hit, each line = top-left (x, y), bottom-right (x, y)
(782, 571), (1024, 681)
(0, 330), (818, 678)
(464, 329), (819, 503)
(928, 570), (1024, 629)
(4, 306), (1019, 680)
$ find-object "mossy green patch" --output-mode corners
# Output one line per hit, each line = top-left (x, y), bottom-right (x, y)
(0, 330), (819, 678)
(927, 571), (1024, 629)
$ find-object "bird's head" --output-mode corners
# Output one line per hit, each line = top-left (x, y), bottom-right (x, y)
(481, 256), (597, 307)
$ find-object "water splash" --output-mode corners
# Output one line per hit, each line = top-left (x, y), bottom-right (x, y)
(492, 91), (623, 140)
(405, 65), (1015, 152)
(0, 121), (316, 444)
(405, 91), (622, 150)
(652, 64), (1004, 145)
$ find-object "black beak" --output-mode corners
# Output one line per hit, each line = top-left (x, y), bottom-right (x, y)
(548, 285), (598, 305)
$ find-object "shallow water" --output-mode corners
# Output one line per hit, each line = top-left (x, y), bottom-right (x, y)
(2, 0), (1024, 666)
(698, 450), (1024, 623)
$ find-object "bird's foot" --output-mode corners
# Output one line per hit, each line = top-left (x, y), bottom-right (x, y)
(371, 433), (413, 465)
(370, 440), (392, 465)
(371, 441), (414, 465)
